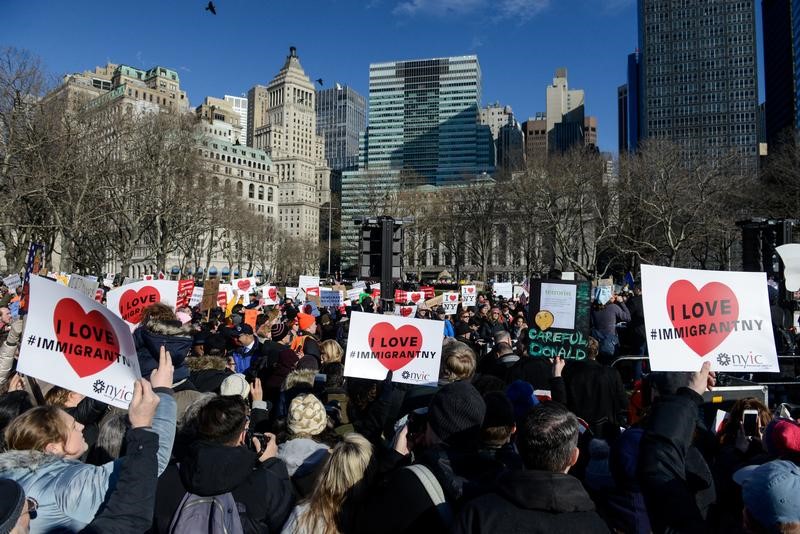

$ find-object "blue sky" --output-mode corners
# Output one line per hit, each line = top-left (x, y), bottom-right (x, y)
(5, 0), (765, 153)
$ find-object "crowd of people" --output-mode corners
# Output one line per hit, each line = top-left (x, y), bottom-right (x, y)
(0, 278), (798, 533)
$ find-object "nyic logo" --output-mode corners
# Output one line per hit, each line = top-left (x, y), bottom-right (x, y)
(401, 370), (431, 382)
(92, 379), (133, 403)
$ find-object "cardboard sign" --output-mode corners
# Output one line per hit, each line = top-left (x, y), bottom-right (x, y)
(420, 286), (435, 299)
(231, 277), (258, 294)
(3, 274), (21, 291)
(442, 292), (459, 315)
(175, 279), (195, 309)
(320, 289), (343, 307)
(527, 280), (591, 360)
(262, 285), (280, 305)
(188, 286), (204, 308)
(343, 311), (443, 386)
(68, 274), (100, 299)
(200, 279), (220, 312)
(461, 285), (477, 307)
(106, 280), (179, 329)
(493, 282), (513, 299)
(641, 265), (778, 372)
(394, 305), (418, 318)
(18, 276), (141, 409)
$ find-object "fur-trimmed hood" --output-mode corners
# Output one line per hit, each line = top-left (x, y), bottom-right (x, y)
(134, 318), (193, 381)
(283, 369), (317, 392)
(186, 355), (228, 372)
(140, 316), (193, 338)
(0, 449), (67, 473)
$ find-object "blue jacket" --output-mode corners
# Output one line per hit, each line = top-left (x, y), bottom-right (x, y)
(444, 319), (455, 338)
(232, 340), (262, 374)
(0, 390), (176, 534)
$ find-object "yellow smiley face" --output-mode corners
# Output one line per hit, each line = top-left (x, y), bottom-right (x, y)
(534, 310), (554, 331)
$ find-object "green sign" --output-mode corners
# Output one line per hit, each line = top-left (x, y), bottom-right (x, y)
(527, 280), (591, 360)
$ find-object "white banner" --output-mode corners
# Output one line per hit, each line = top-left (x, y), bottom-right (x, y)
(18, 277), (141, 409)
(641, 265), (778, 372)
(106, 280), (179, 330)
(298, 275), (320, 291)
(442, 292), (459, 315)
(461, 285), (477, 307)
(3, 274), (21, 291)
(493, 282), (513, 299)
(262, 285), (280, 305)
(68, 274), (100, 299)
(231, 277), (258, 294)
(344, 312), (443, 386)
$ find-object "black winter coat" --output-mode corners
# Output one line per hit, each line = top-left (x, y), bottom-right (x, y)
(482, 354), (553, 390)
(153, 441), (295, 534)
(133, 318), (193, 383)
(637, 388), (716, 534)
(553, 359), (629, 431)
(454, 469), (609, 534)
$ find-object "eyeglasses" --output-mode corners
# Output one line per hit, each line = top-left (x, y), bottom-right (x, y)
(26, 497), (38, 520)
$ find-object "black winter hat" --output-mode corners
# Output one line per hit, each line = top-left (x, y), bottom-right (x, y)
(0, 478), (25, 533)
(428, 381), (486, 446)
(482, 391), (515, 428)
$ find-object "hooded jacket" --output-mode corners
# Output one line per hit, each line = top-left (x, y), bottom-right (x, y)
(454, 470), (609, 533)
(0, 390), (176, 534)
(133, 317), (193, 383)
(154, 440), (295, 534)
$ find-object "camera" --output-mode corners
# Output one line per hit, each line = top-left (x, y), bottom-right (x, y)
(246, 431), (270, 452)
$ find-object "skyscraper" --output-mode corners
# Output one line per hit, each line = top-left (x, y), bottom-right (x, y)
(762, 0), (798, 146)
(251, 47), (331, 242)
(638, 0), (759, 167)
(224, 95), (248, 144)
(315, 84), (366, 171)
(543, 69), (597, 153)
(618, 84), (629, 153)
(341, 54), (494, 270)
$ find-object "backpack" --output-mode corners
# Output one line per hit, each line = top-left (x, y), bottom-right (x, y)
(169, 491), (244, 534)
(404, 464), (454, 528)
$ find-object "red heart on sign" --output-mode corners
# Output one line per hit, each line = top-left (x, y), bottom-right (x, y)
(666, 280), (739, 357)
(54, 298), (120, 378)
(268, 287), (277, 300)
(119, 286), (160, 324)
(368, 322), (423, 372)
(448, 294), (457, 301)
(400, 307), (413, 317)
(410, 293), (421, 303)
(467, 287), (475, 294)
(237, 279), (251, 291)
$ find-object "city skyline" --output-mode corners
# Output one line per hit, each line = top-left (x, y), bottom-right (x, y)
(4, 0), (768, 154)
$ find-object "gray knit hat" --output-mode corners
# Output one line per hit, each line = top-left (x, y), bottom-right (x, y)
(0, 478), (25, 534)
(428, 381), (486, 446)
(288, 393), (327, 437)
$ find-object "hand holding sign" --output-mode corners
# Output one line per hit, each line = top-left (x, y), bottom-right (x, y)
(149, 346), (174, 388)
(128, 379), (161, 428)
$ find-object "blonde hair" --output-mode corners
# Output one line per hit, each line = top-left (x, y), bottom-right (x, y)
(441, 341), (476, 381)
(320, 339), (343, 364)
(4, 406), (69, 452)
(296, 433), (374, 534)
(44, 386), (72, 408)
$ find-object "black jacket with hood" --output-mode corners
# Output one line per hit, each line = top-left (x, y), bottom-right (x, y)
(133, 317), (193, 384)
(453, 469), (609, 533)
(153, 441), (295, 534)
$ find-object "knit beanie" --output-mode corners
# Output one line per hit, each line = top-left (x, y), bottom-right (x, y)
(220, 374), (250, 399)
(0, 478), (25, 534)
(428, 381), (486, 446)
(297, 312), (315, 332)
(482, 391), (515, 428)
(506, 380), (540, 422)
(288, 393), (327, 437)
(271, 322), (290, 342)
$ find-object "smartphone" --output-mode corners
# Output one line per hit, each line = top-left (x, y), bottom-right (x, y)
(742, 409), (759, 437)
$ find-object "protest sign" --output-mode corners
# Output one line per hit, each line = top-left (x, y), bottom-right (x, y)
(231, 277), (258, 294)
(20, 242), (45, 311)
(218, 284), (234, 309)
(244, 309), (258, 331)
(513, 285), (527, 299)
(320, 289), (343, 307)
(175, 279), (195, 308)
(94, 288), (104, 302)
(352, 280), (367, 291)
(343, 312), (443, 386)
(493, 282), (512, 299)
(527, 280), (591, 360)
(420, 286), (435, 299)
(394, 289), (408, 303)
(641, 265), (778, 372)
(56, 273), (70, 286)
(102, 274), (116, 288)
(286, 287), (300, 301)
(403, 291), (426, 305)
(461, 285), (477, 307)
(68, 274), (100, 300)
(200, 279), (219, 312)
(347, 288), (362, 301)
(3, 274), (21, 291)
(442, 292), (459, 315)
(561, 272), (576, 281)
(370, 284), (381, 300)
(394, 305), (417, 318)
(17, 276), (140, 409)
(777, 244), (800, 291)
(106, 280), (179, 329)
(188, 286), (204, 308)
(298, 275), (320, 291)
(262, 285), (280, 305)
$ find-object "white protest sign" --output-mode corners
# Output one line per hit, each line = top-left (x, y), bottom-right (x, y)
(403, 291), (426, 305)
(18, 277), (141, 409)
(540, 282), (578, 330)
(493, 282), (513, 299)
(641, 265), (778, 372)
(513, 285), (528, 299)
(298, 275), (320, 290)
(352, 280), (367, 290)
(777, 244), (800, 291)
(442, 292), (459, 315)
(346, 288), (362, 301)
(56, 273), (70, 286)
(394, 305), (417, 318)
(461, 285), (477, 307)
(3, 274), (21, 291)
(561, 272), (576, 281)
(286, 287), (300, 301)
(68, 274), (100, 299)
(188, 286), (204, 308)
(106, 280), (179, 330)
(344, 311), (443, 386)
(103, 274), (116, 288)
(84, 275), (98, 283)
(231, 277), (258, 294)
(320, 289), (343, 307)
(262, 285), (280, 305)
(218, 283), (234, 308)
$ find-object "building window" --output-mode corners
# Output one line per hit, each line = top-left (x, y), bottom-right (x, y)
(248, 184), (255, 199)
(258, 185), (264, 200)
(268, 187), (274, 202)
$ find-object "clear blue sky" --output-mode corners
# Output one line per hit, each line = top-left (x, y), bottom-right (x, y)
(4, 0), (765, 154)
